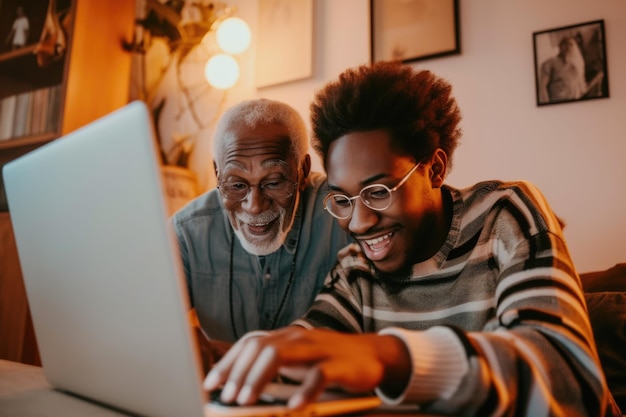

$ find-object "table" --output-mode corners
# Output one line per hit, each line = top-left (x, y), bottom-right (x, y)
(0, 359), (444, 416)
(0, 359), (129, 417)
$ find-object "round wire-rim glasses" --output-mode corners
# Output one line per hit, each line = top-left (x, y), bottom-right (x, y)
(218, 178), (298, 202)
(323, 163), (421, 220)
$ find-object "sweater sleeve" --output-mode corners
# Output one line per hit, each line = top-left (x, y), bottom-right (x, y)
(419, 182), (618, 416)
(449, 232), (616, 416)
(418, 182), (619, 416)
(375, 326), (469, 404)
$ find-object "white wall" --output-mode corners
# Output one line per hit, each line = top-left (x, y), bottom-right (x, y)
(206, 0), (626, 273)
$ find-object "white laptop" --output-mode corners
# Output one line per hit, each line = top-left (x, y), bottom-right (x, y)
(3, 101), (383, 417)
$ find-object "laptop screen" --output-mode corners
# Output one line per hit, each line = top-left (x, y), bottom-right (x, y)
(3, 101), (207, 417)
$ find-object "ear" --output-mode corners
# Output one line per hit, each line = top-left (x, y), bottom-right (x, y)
(298, 154), (311, 191)
(429, 148), (448, 188)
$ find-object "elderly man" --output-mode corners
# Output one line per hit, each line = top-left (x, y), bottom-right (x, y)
(172, 99), (351, 352)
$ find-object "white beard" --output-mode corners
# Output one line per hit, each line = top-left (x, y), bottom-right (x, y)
(233, 190), (300, 256)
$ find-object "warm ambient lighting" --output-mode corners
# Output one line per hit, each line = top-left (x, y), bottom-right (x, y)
(204, 53), (240, 89)
(123, 3), (251, 91)
(215, 17), (251, 54)
(202, 15), (250, 89)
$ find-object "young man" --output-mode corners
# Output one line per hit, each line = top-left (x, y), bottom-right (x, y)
(172, 99), (351, 347)
(204, 63), (620, 416)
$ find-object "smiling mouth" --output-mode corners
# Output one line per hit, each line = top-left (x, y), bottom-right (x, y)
(251, 222), (271, 227)
(362, 232), (393, 251)
(245, 218), (277, 235)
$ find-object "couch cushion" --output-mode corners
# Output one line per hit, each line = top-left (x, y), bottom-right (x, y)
(585, 291), (626, 411)
(580, 263), (626, 293)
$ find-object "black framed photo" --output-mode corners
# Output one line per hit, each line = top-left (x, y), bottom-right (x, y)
(370, 0), (460, 64)
(0, 0), (48, 53)
(533, 20), (609, 106)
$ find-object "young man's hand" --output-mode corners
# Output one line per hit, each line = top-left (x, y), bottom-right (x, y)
(203, 327), (411, 409)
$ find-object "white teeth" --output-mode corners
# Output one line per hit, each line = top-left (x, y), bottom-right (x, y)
(251, 223), (269, 227)
(364, 232), (392, 246)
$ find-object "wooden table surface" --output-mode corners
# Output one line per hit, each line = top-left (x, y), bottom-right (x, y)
(0, 359), (446, 417)
(0, 359), (131, 416)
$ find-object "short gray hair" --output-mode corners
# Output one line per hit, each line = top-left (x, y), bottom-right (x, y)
(213, 99), (308, 170)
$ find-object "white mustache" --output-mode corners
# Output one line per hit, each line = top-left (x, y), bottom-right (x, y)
(235, 211), (280, 225)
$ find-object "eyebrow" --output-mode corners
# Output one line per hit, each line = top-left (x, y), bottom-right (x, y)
(224, 158), (288, 171)
(327, 172), (389, 192)
(261, 159), (288, 168)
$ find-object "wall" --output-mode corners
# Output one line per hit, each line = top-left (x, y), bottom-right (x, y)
(197, 0), (626, 273)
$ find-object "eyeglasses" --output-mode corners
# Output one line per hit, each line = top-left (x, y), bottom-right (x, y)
(218, 178), (298, 202)
(323, 163), (420, 220)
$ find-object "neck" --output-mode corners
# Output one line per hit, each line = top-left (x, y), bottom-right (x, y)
(411, 186), (453, 265)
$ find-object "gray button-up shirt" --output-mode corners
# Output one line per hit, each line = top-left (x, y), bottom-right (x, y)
(172, 172), (352, 342)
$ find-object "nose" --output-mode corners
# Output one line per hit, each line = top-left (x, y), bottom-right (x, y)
(348, 199), (379, 235)
(239, 185), (267, 214)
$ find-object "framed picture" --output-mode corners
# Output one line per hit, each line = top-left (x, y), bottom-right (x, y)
(0, 0), (54, 53)
(370, 0), (460, 64)
(533, 20), (609, 106)
(255, 0), (314, 88)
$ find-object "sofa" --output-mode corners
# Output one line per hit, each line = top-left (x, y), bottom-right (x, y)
(581, 263), (626, 412)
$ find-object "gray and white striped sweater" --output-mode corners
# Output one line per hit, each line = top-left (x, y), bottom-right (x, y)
(294, 180), (620, 416)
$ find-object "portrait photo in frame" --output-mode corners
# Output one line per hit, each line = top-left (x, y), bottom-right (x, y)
(370, 0), (460, 64)
(533, 20), (609, 106)
(0, 0), (46, 53)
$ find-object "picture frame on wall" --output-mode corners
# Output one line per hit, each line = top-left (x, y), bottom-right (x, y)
(533, 20), (609, 106)
(370, 0), (460, 64)
(255, 0), (314, 88)
(0, 0), (68, 54)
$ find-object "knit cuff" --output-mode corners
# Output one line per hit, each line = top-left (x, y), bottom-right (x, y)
(375, 326), (469, 405)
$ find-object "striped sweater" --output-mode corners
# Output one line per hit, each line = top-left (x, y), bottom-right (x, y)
(293, 180), (620, 416)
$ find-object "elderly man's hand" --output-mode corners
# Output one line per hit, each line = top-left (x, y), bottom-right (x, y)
(192, 324), (232, 375)
(203, 327), (410, 409)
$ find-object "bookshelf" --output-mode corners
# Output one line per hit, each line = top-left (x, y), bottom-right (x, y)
(0, 0), (136, 365)
(0, 0), (135, 209)
(0, 0), (68, 150)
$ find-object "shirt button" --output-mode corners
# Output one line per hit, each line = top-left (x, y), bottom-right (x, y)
(264, 273), (271, 280)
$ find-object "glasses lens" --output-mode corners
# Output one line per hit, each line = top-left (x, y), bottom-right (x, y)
(261, 179), (296, 200)
(325, 194), (352, 219)
(219, 180), (295, 201)
(361, 185), (392, 210)
(219, 182), (248, 201)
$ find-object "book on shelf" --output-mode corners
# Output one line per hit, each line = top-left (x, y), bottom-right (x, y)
(0, 95), (17, 140)
(12, 91), (30, 138)
(31, 88), (43, 136)
(0, 84), (63, 143)
(29, 87), (51, 136)
(39, 87), (52, 135)
(23, 92), (34, 137)
(46, 84), (62, 134)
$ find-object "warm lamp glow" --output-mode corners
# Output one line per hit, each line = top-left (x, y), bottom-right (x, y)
(204, 53), (240, 89)
(215, 17), (251, 54)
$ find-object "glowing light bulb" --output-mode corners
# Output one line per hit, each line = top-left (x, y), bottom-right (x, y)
(204, 53), (240, 89)
(216, 17), (251, 54)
